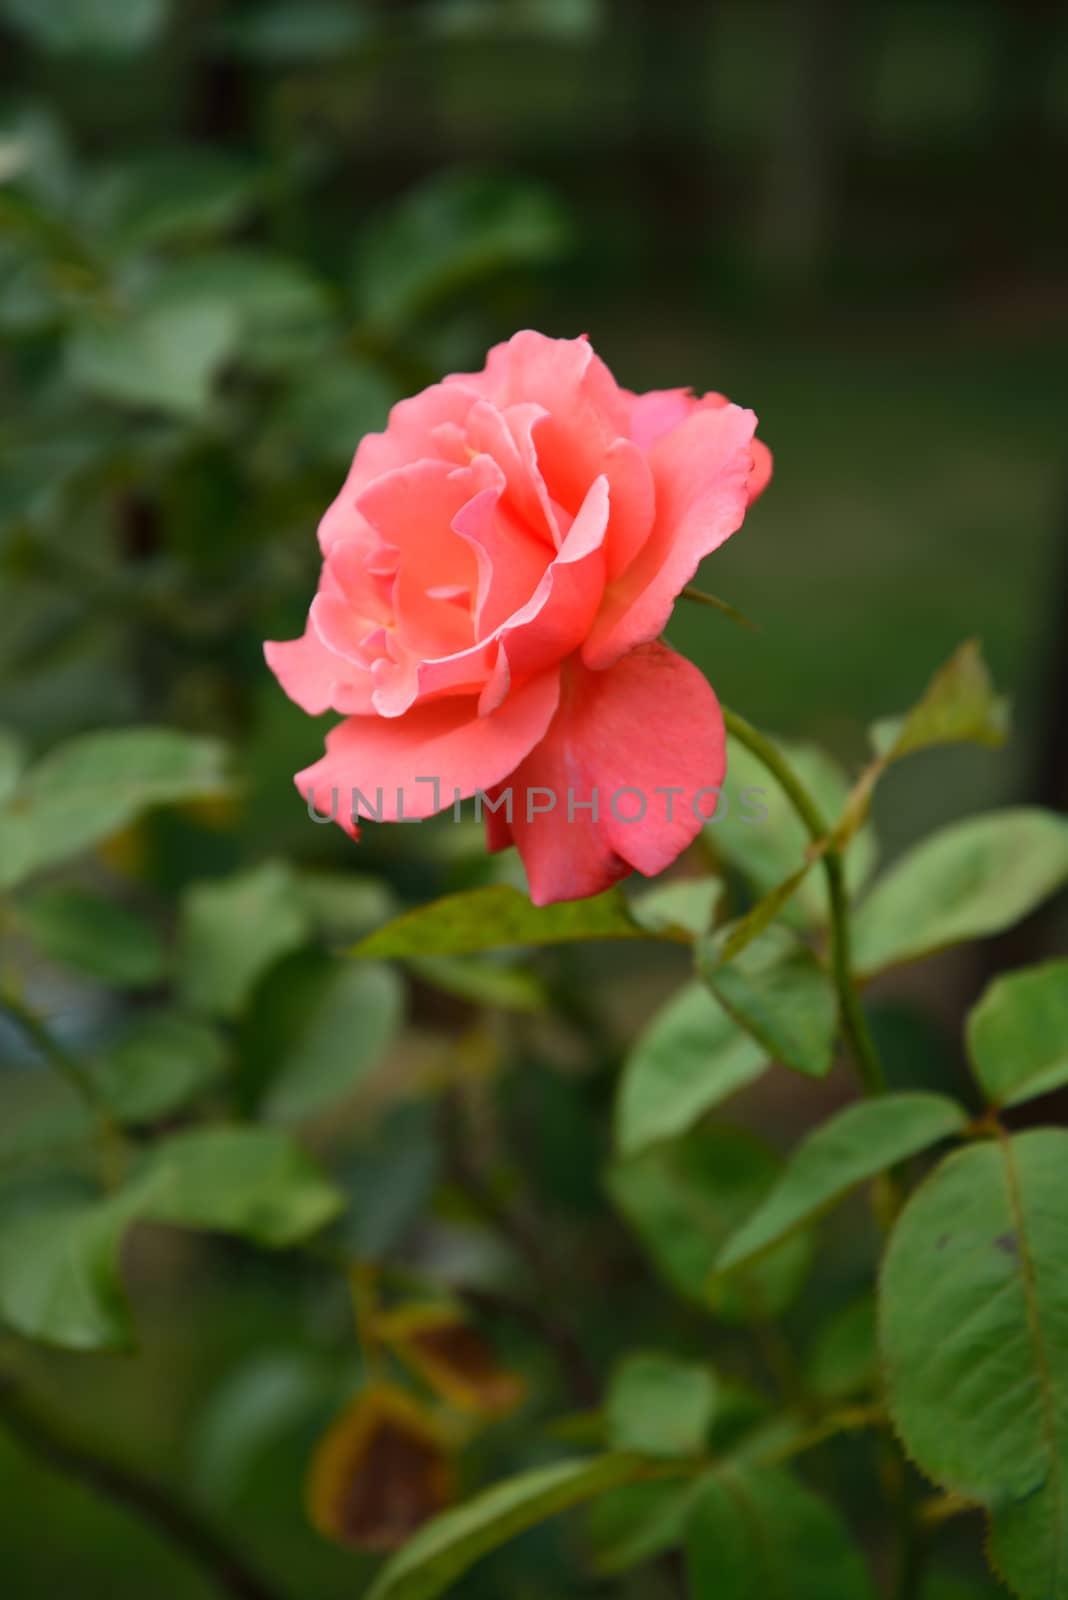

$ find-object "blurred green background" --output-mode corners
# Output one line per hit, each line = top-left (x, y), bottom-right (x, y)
(1, 2), (1066, 1597)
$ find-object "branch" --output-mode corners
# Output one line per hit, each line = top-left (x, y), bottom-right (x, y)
(721, 706), (887, 1096)
(0, 1371), (288, 1600)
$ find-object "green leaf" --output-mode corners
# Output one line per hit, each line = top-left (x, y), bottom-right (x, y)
(966, 960), (1068, 1109)
(355, 884), (651, 959)
(838, 642), (1010, 849)
(405, 954), (547, 1014)
(0, 1186), (138, 1350)
(1, 0), (168, 53)
(615, 981), (767, 1156)
(712, 736), (877, 927)
(364, 1454), (639, 1600)
(685, 1464), (875, 1599)
(177, 861), (310, 1020)
(136, 1126), (343, 1247)
(879, 1131), (1068, 1600)
(144, 250), (333, 370)
(0, 1100), (95, 1172)
(870, 639), (1009, 761)
(853, 809), (1068, 977)
(606, 1354), (717, 1459)
(698, 925), (837, 1080)
(90, 151), (261, 251)
(69, 300), (238, 418)
(329, 1103), (440, 1260)
(0, 730), (24, 803)
(718, 1093), (967, 1273)
(587, 1478), (702, 1575)
(921, 1573), (1006, 1600)
(805, 1297), (879, 1403)
(0, 101), (73, 202)
(607, 1126), (812, 1321)
(95, 1013), (226, 1124)
(0, 726), (229, 890)
(18, 888), (164, 987)
(295, 871), (399, 943)
(629, 878), (722, 940)
(357, 171), (568, 332)
(239, 950), (404, 1121)
(712, 863), (813, 964)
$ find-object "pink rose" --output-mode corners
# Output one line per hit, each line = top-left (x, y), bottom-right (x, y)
(266, 330), (769, 905)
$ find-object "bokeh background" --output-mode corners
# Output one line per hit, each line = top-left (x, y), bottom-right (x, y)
(1, 2), (1066, 1597)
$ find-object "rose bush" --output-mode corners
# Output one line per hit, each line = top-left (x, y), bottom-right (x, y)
(266, 331), (770, 903)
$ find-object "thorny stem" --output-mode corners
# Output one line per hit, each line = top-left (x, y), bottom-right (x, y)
(720, 707), (888, 1097)
(0, 1371), (288, 1600)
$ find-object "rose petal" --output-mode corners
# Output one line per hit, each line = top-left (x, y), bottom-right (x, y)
(582, 402), (758, 668)
(501, 642), (725, 905)
(449, 332), (643, 571)
(464, 399), (559, 549)
(628, 387), (704, 450)
(377, 473), (610, 719)
(629, 387), (769, 505)
(296, 667), (561, 826)
(318, 384), (481, 554)
(264, 628), (375, 717)
(748, 437), (773, 501)
(452, 478), (554, 638)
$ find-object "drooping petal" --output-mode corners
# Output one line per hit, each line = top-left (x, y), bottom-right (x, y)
(501, 642), (725, 905)
(583, 403), (758, 669)
(296, 667), (561, 827)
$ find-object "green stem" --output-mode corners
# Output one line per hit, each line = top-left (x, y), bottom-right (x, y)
(759, 1404), (886, 1468)
(721, 706), (887, 1097)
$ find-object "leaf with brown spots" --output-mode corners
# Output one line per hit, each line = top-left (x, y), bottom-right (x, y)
(307, 1384), (453, 1552)
(374, 1304), (526, 1417)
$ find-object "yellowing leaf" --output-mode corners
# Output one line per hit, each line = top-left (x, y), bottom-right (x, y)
(374, 1304), (526, 1417)
(307, 1384), (453, 1552)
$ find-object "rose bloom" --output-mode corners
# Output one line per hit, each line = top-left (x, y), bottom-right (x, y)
(266, 331), (769, 905)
